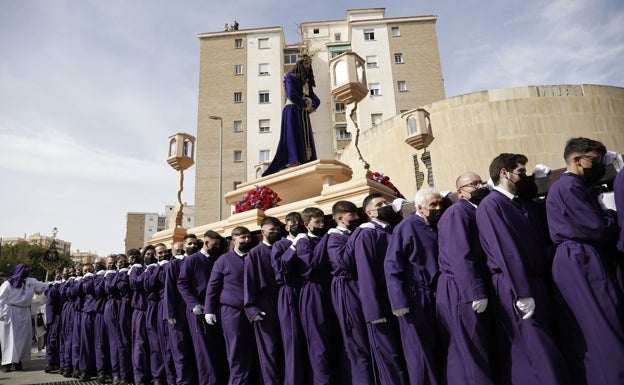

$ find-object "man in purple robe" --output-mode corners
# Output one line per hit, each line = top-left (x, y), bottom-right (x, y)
(44, 275), (63, 373)
(178, 231), (227, 385)
(206, 226), (260, 384)
(68, 267), (84, 379)
(143, 244), (166, 385)
(78, 263), (97, 381)
(153, 244), (177, 385)
(436, 173), (496, 385)
(59, 267), (76, 377)
(128, 248), (151, 385)
(262, 54), (320, 176)
(115, 254), (133, 385)
(164, 238), (196, 385)
(326, 200), (374, 384)
(476, 153), (570, 385)
(271, 212), (309, 385)
(546, 138), (624, 385)
(385, 188), (442, 385)
(244, 217), (284, 385)
(103, 255), (124, 385)
(93, 258), (112, 383)
(615, 168), (624, 253)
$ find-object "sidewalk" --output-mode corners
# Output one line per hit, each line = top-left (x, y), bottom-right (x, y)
(0, 348), (99, 385)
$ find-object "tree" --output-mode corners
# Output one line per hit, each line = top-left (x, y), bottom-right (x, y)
(0, 242), (73, 281)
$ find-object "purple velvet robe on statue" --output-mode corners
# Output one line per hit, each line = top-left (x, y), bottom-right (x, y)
(546, 172), (624, 385)
(178, 251), (227, 385)
(436, 199), (495, 385)
(384, 215), (439, 385)
(271, 237), (308, 385)
(347, 223), (408, 385)
(244, 242), (283, 385)
(476, 189), (570, 385)
(262, 72), (320, 176)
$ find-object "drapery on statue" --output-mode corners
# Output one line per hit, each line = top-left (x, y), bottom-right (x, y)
(262, 54), (320, 177)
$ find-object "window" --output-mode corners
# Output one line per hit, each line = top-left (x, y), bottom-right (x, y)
(366, 55), (378, 69)
(259, 119), (271, 132)
(259, 149), (271, 162)
(234, 39), (243, 48)
(334, 32), (341, 41)
(233, 150), (242, 162)
(391, 27), (400, 37)
(371, 114), (383, 125)
(258, 38), (269, 49)
(234, 92), (242, 103)
(369, 83), (381, 96)
(284, 53), (299, 64)
(313, 28), (319, 34)
(397, 81), (407, 92)
(364, 29), (375, 41)
(234, 64), (243, 75)
(336, 127), (352, 141)
(233, 181), (242, 190)
(408, 116), (418, 134)
(335, 102), (345, 113)
(394, 53), (403, 64)
(258, 63), (269, 75)
(233, 120), (243, 132)
(259, 91), (270, 103)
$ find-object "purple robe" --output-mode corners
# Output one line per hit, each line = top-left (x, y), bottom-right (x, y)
(129, 264), (151, 384)
(67, 276), (83, 373)
(348, 222), (408, 385)
(271, 237), (308, 385)
(143, 263), (165, 383)
(546, 172), (624, 385)
(115, 267), (133, 382)
(164, 256), (196, 385)
(79, 273), (97, 375)
(476, 189), (570, 385)
(262, 72), (320, 176)
(385, 214), (440, 385)
(60, 278), (75, 373)
(178, 251), (227, 385)
(45, 281), (62, 368)
(327, 227), (374, 385)
(93, 271), (110, 375)
(436, 199), (495, 385)
(155, 260), (177, 385)
(244, 242), (283, 384)
(104, 270), (122, 381)
(616, 169), (624, 252)
(206, 250), (259, 385)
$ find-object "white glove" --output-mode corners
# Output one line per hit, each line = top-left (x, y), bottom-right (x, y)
(192, 304), (204, 315)
(359, 222), (376, 230)
(83, 272), (94, 278)
(516, 297), (535, 320)
(392, 307), (410, 317)
(370, 317), (387, 324)
(532, 164), (551, 179)
(167, 318), (176, 325)
(391, 198), (407, 213)
(205, 314), (217, 325)
(252, 311), (266, 322)
(472, 298), (488, 313)
(327, 228), (342, 235)
(292, 233), (308, 246)
(598, 192), (616, 211)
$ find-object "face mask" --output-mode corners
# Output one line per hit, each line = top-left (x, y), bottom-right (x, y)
(468, 187), (490, 206)
(289, 224), (307, 237)
(107, 264), (117, 271)
(376, 205), (395, 222)
(514, 173), (537, 199)
(311, 227), (327, 237)
(95, 264), (106, 272)
(238, 242), (253, 253)
(583, 162), (606, 184)
(266, 232), (282, 245)
(209, 246), (222, 258)
(161, 252), (172, 261)
(347, 218), (361, 232)
(144, 255), (156, 265)
(427, 209), (443, 227)
(185, 246), (198, 256)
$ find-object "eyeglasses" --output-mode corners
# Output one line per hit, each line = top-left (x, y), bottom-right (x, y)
(459, 180), (486, 189)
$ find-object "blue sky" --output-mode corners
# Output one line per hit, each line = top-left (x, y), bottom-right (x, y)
(1, 0), (622, 255)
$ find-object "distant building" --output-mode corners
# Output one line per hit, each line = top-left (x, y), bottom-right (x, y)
(70, 250), (99, 265)
(124, 204), (194, 251)
(194, 7), (445, 223)
(1, 233), (71, 255)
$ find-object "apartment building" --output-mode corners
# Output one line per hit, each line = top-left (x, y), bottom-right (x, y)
(195, 8), (445, 224)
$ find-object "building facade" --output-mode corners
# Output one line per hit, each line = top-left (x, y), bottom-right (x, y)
(125, 204), (194, 251)
(194, 8), (445, 224)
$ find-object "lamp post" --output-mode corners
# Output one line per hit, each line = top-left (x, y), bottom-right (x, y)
(209, 115), (224, 220)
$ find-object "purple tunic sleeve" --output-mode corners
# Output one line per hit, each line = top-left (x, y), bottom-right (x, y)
(351, 226), (387, 321)
(244, 248), (263, 320)
(615, 169), (624, 253)
(178, 257), (201, 309)
(205, 258), (224, 315)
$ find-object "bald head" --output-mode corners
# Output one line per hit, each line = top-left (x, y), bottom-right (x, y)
(456, 172), (482, 190)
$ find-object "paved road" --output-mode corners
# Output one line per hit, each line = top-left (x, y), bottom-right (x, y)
(0, 350), (99, 385)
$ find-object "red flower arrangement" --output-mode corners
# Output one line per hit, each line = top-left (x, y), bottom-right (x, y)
(369, 171), (405, 199)
(234, 185), (282, 214)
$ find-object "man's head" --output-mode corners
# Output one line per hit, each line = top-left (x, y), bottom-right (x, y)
(488, 153), (529, 195)
(231, 226), (252, 254)
(260, 217), (282, 245)
(563, 137), (607, 183)
(116, 254), (128, 269)
(456, 172), (489, 206)
(94, 257), (107, 272)
(203, 230), (223, 257)
(284, 211), (305, 238)
(332, 200), (360, 231)
(127, 248), (142, 265)
(142, 245), (156, 265)
(82, 263), (94, 275)
(106, 255), (117, 270)
(362, 193), (392, 224)
(292, 54), (315, 87)
(183, 233), (198, 256)
(172, 242), (184, 256)
(302, 207), (326, 237)
(415, 187), (443, 226)
(155, 243), (170, 262)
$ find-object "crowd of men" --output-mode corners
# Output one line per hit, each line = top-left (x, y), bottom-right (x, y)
(24, 137), (624, 385)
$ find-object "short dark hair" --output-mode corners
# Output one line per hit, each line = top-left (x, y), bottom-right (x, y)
(231, 226), (251, 237)
(284, 211), (302, 225)
(563, 137), (607, 163)
(261, 216), (282, 228)
(183, 233), (197, 242)
(489, 153), (528, 185)
(126, 249), (141, 257)
(332, 200), (358, 217)
(362, 193), (383, 211)
(301, 207), (324, 223)
(203, 230), (221, 240)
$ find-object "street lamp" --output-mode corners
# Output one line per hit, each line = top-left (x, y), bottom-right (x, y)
(209, 115), (224, 220)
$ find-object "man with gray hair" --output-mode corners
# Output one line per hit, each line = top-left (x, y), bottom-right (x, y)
(385, 187), (443, 385)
